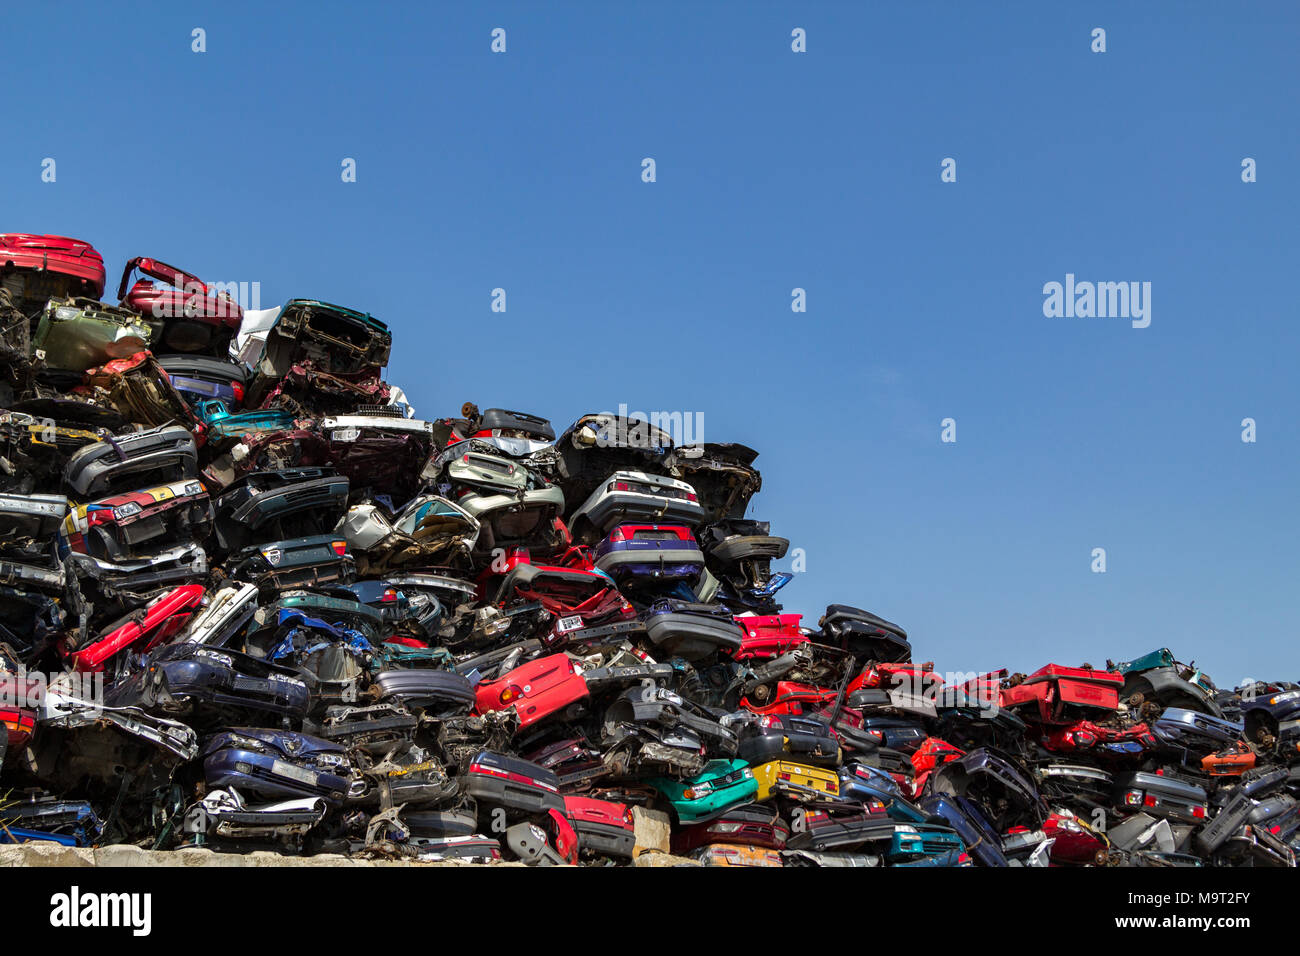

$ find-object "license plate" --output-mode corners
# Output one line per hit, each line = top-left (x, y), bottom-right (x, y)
(556, 615), (583, 634)
(271, 760), (319, 787)
(173, 376), (220, 397)
(331, 427), (360, 442)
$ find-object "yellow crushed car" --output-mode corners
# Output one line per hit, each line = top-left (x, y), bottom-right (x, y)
(751, 759), (841, 802)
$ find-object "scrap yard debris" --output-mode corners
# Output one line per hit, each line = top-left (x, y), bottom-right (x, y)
(1, 232), (1297, 867)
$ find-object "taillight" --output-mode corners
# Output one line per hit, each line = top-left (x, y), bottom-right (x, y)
(686, 492), (697, 501)
(778, 772), (792, 781)
(500, 684), (523, 704)
(1123, 790), (1144, 806)
(1192, 805), (1206, 819)
(609, 527), (625, 542)
(331, 540), (347, 556)
(1143, 794), (1158, 808)
(231, 381), (244, 403)
(614, 481), (630, 492)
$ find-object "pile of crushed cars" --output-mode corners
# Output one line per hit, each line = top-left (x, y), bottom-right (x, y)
(1, 233), (1297, 868)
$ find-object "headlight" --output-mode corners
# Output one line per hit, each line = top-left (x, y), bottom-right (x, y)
(54, 307), (81, 321)
(112, 502), (143, 520)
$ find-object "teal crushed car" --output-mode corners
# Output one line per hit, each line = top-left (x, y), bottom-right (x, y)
(256, 298), (391, 381)
(887, 823), (966, 863)
(1112, 647), (1223, 718)
(649, 759), (757, 823)
(204, 408), (301, 444)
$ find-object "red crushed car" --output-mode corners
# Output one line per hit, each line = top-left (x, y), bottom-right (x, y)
(1001, 664), (1124, 726)
(1040, 719), (1158, 755)
(473, 653), (590, 728)
(850, 660), (944, 697)
(563, 795), (636, 858)
(732, 613), (809, 661)
(0, 234), (105, 311)
(911, 737), (967, 796)
(482, 546), (633, 642)
(63, 584), (205, 673)
(741, 680), (837, 717)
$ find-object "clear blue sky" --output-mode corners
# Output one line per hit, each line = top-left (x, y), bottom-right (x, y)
(6, 1), (1297, 683)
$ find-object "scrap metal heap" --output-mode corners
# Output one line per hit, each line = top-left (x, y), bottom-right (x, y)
(1, 233), (1296, 867)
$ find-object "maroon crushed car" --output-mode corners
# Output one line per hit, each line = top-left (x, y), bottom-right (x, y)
(116, 256), (243, 356)
(256, 362), (391, 419)
(201, 427), (330, 490)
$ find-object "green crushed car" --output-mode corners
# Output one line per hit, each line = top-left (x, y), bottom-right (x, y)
(33, 296), (155, 371)
(649, 759), (757, 823)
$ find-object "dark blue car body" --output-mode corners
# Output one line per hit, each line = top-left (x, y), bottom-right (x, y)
(202, 728), (351, 806)
(919, 793), (1008, 867)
